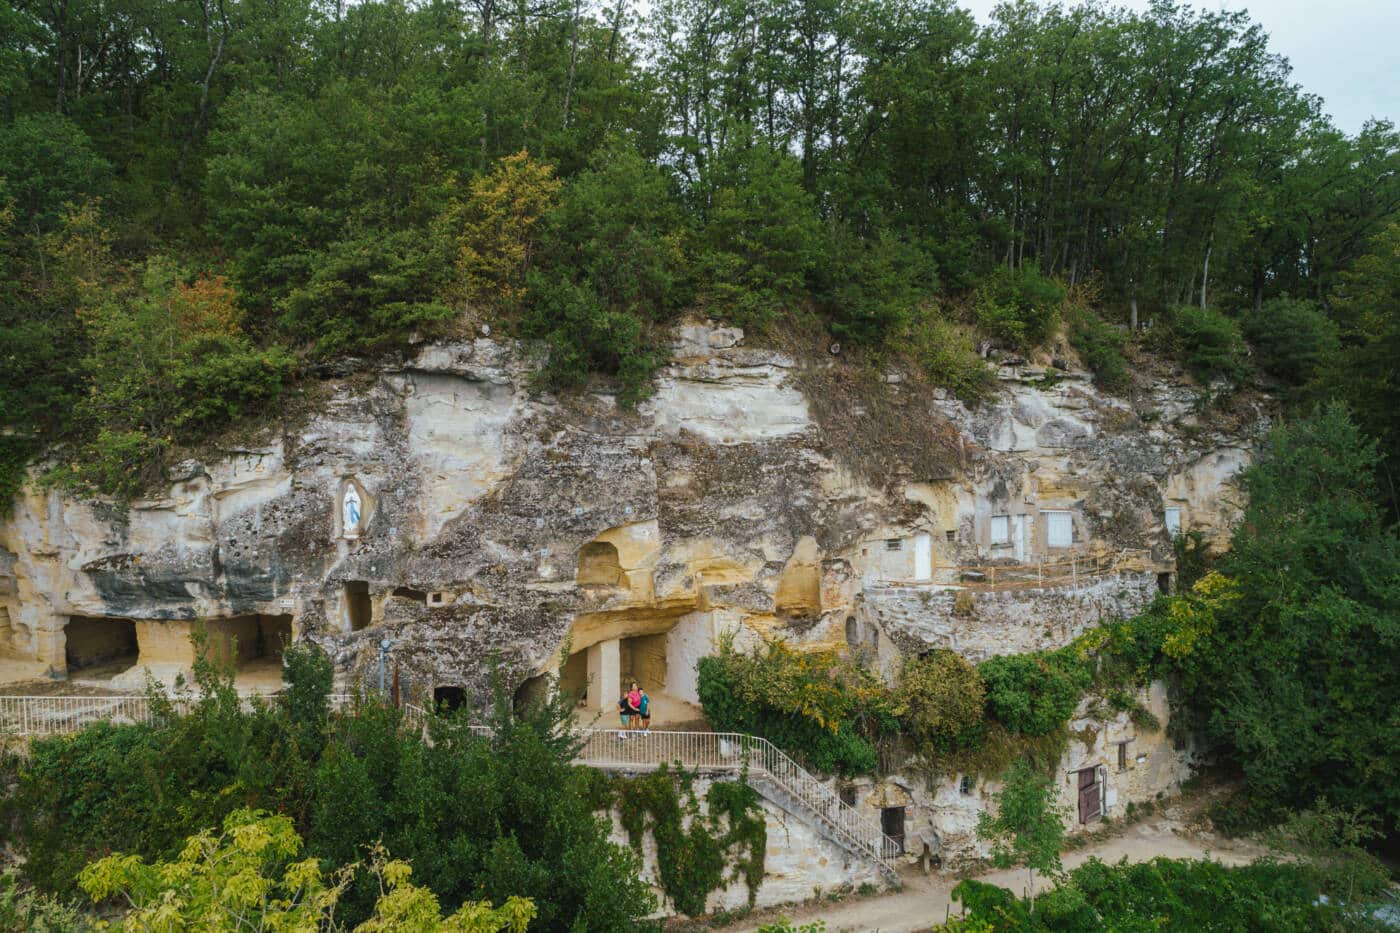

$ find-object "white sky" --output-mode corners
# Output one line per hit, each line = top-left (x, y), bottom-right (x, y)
(956, 0), (1400, 134)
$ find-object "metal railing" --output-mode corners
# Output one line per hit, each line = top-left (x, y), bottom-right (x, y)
(876, 547), (1154, 592)
(431, 719), (899, 876)
(3, 697), (899, 877)
(1, 693), (356, 737)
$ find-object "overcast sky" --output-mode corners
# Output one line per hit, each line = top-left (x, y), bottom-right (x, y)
(956, 0), (1399, 134)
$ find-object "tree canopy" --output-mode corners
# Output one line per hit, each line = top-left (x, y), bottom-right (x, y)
(1, 0), (1398, 503)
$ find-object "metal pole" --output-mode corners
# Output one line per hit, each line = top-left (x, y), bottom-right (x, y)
(378, 638), (391, 694)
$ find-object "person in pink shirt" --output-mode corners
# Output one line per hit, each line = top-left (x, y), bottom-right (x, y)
(626, 682), (643, 732)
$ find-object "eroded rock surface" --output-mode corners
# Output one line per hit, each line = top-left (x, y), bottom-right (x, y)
(0, 324), (1265, 702)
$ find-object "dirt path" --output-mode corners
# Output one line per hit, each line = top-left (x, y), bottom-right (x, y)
(734, 807), (1271, 933)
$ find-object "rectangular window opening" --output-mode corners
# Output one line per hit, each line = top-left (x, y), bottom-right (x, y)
(990, 515), (1010, 546)
(1117, 742), (1130, 771)
(1165, 507), (1183, 537)
(1044, 511), (1073, 548)
(884, 538), (903, 551)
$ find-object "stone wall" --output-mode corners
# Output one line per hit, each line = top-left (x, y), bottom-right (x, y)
(603, 773), (884, 916)
(862, 571), (1161, 661)
(845, 680), (1192, 867)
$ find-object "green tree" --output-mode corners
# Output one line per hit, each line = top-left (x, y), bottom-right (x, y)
(1178, 405), (1400, 827)
(975, 758), (1066, 910)
(78, 809), (536, 932)
(697, 136), (821, 331)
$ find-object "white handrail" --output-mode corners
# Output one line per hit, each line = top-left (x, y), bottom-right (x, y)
(0, 693), (357, 737)
(1, 697), (900, 875)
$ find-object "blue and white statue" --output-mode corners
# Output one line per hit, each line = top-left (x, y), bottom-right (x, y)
(343, 486), (362, 537)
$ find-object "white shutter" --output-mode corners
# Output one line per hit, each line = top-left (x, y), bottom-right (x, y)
(1045, 511), (1073, 548)
(1164, 508), (1182, 537)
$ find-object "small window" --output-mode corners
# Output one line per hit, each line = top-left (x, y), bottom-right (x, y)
(990, 515), (1010, 546)
(1117, 742), (1130, 771)
(959, 775), (973, 795)
(945, 530), (956, 543)
(884, 538), (903, 551)
(1165, 507), (1183, 537)
(1157, 572), (1173, 595)
(845, 616), (859, 645)
(839, 785), (857, 807)
(1044, 511), (1073, 548)
(428, 592), (445, 605)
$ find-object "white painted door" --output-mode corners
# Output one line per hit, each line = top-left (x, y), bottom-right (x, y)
(1045, 511), (1073, 548)
(1011, 514), (1027, 561)
(913, 532), (932, 581)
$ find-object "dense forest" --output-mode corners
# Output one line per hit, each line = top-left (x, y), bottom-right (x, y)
(2, 0), (1399, 503)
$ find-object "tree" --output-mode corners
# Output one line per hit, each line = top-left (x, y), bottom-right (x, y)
(442, 150), (563, 313)
(78, 808), (536, 932)
(696, 134), (821, 331)
(975, 758), (1066, 910)
(1178, 405), (1400, 827)
(892, 650), (985, 753)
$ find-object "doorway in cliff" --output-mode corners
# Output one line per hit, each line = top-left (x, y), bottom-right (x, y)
(64, 617), (138, 676)
(344, 581), (373, 631)
(202, 614), (294, 691)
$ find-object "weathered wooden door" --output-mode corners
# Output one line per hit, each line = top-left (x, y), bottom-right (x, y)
(1077, 767), (1102, 823)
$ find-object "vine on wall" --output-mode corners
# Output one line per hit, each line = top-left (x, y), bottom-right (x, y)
(606, 765), (767, 917)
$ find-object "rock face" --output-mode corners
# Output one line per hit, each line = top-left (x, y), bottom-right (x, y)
(0, 323), (1265, 706)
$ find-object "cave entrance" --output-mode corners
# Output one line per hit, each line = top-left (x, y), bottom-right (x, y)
(205, 614), (294, 690)
(434, 685), (467, 712)
(64, 617), (138, 675)
(344, 581), (373, 631)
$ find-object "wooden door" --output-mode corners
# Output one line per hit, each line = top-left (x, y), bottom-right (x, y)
(1077, 767), (1102, 823)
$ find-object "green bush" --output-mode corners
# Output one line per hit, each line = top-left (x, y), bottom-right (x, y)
(696, 651), (881, 777)
(906, 310), (997, 402)
(972, 263), (1065, 351)
(1165, 304), (1248, 384)
(1067, 307), (1128, 391)
(817, 226), (938, 346)
(0, 871), (91, 932)
(978, 651), (1091, 737)
(5, 645), (658, 930)
(697, 138), (821, 332)
(939, 857), (1369, 931)
(1240, 298), (1339, 392)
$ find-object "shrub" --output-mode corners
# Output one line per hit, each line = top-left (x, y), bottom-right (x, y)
(971, 263), (1065, 351)
(1067, 307), (1128, 391)
(817, 226), (938, 346)
(939, 857), (1365, 931)
(696, 647), (882, 777)
(697, 138), (821, 332)
(1240, 297), (1339, 392)
(1165, 304), (1248, 384)
(78, 808), (536, 932)
(892, 651), (986, 752)
(978, 651), (1091, 736)
(905, 310), (997, 402)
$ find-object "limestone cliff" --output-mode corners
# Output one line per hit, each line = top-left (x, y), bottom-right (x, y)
(0, 323), (1266, 705)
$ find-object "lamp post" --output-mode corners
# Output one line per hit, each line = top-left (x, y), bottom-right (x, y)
(377, 638), (391, 694)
